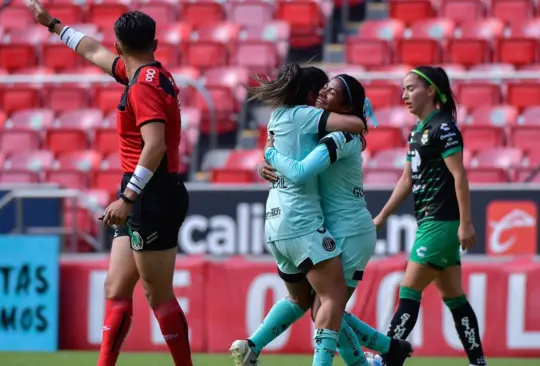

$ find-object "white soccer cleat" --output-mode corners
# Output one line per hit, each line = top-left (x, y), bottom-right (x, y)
(229, 340), (260, 366)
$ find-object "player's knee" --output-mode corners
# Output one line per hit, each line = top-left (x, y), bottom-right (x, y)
(286, 294), (311, 311)
(141, 279), (175, 308)
(104, 273), (135, 299)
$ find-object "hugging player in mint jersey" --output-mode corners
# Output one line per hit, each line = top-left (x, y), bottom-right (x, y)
(230, 65), (369, 366)
(262, 75), (412, 366)
(374, 66), (487, 366)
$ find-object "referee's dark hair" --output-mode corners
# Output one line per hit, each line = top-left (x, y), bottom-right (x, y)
(248, 64), (329, 109)
(412, 66), (457, 122)
(114, 11), (157, 53)
(335, 74), (369, 151)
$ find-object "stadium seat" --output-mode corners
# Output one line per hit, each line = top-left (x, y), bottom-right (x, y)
(181, 1), (226, 27)
(0, 110), (6, 127)
(373, 107), (417, 128)
(275, 0), (325, 48)
(88, 4), (129, 30)
(473, 147), (523, 168)
(447, 19), (505, 66)
(513, 168), (540, 183)
(364, 168), (402, 185)
(369, 148), (407, 169)
(43, 86), (89, 112)
(518, 106), (540, 125)
(43, 24), (100, 71)
(103, 153), (121, 170)
(45, 125), (90, 155)
(56, 150), (103, 172)
(92, 169), (122, 197)
(5, 109), (55, 130)
(185, 42), (228, 70)
(5, 25), (50, 44)
(158, 23), (193, 45)
(45, 170), (88, 190)
(396, 19), (455, 65)
(497, 19), (540, 66)
(233, 41), (279, 75)
(0, 171), (39, 183)
(389, 0), (436, 25)
(0, 87), (41, 115)
(440, 0), (485, 25)
(0, 5), (34, 30)
(467, 168), (508, 183)
(92, 84), (125, 113)
(196, 23), (242, 55)
(45, 4), (83, 25)
(460, 126), (505, 151)
(491, 0), (534, 24)
(138, 3), (178, 23)
(154, 42), (181, 66)
(509, 126), (540, 156)
(94, 128), (119, 156)
(58, 109), (104, 129)
(363, 83), (401, 109)
(5, 150), (54, 172)
(0, 130), (40, 154)
(468, 105), (518, 126)
(0, 44), (37, 71)
(228, 1), (275, 27)
(506, 82), (540, 110)
(365, 127), (404, 154)
(455, 83), (502, 108)
(239, 21), (291, 61)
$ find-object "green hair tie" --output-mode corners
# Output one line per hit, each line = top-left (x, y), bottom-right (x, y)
(410, 69), (447, 104)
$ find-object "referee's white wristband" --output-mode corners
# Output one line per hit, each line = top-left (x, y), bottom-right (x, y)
(59, 26), (86, 51)
(127, 165), (153, 195)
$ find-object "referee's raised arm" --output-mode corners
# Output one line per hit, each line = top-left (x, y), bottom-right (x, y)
(26, 0), (118, 77)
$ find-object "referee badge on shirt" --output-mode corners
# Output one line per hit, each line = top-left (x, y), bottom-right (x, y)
(322, 237), (336, 252)
(130, 231), (144, 251)
(421, 129), (429, 145)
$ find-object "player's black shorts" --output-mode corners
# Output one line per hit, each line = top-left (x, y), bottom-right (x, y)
(114, 172), (189, 251)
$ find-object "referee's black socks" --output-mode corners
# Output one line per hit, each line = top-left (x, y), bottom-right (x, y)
(445, 295), (487, 366)
(386, 286), (421, 341)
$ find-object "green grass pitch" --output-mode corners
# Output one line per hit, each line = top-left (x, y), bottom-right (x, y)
(0, 352), (538, 366)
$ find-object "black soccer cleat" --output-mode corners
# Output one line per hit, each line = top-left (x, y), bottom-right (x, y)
(381, 339), (414, 366)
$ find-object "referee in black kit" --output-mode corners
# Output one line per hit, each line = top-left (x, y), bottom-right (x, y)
(26, 1), (193, 365)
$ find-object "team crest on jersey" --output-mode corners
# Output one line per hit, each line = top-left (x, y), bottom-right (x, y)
(421, 129), (429, 145)
(322, 237), (336, 252)
(130, 231), (144, 251)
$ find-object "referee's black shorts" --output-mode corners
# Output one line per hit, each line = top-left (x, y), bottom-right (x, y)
(114, 172), (189, 251)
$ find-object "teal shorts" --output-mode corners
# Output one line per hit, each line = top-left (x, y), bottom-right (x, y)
(337, 229), (377, 288)
(267, 227), (341, 281)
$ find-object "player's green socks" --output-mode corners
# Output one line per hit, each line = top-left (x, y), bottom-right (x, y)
(337, 319), (369, 366)
(343, 311), (391, 354)
(386, 286), (422, 340)
(313, 329), (339, 366)
(248, 298), (305, 355)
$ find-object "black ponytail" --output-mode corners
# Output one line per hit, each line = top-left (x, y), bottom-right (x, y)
(248, 64), (329, 109)
(412, 66), (458, 122)
(336, 74), (369, 151)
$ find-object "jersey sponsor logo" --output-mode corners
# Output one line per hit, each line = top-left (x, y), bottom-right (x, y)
(415, 246), (427, 258)
(145, 68), (156, 83)
(440, 132), (456, 141)
(265, 207), (281, 220)
(270, 177), (288, 189)
(440, 123), (450, 132)
(486, 201), (537, 256)
(322, 237), (336, 252)
(410, 149), (421, 173)
(352, 186), (364, 198)
(421, 130), (429, 145)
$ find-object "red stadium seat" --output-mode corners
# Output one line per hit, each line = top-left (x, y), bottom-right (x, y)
(473, 147), (523, 168)
(92, 169), (122, 196)
(0, 6), (34, 30)
(455, 83), (502, 108)
(43, 86), (89, 112)
(0, 44), (37, 71)
(460, 126), (505, 152)
(94, 128), (119, 156)
(396, 19), (455, 65)
(0, 110), (6, 127)
(92, 84), (125, 113)
(5, 109), (55, 130)
(158, 23), (193, 45)
(346, 38), (391, 67)
(239, 21), (291, 60)
(88, 4), (129, 31)
(373, 107), (417, 128)
(197, 22), (242, 43)
(46, 4), (83, 25)
(0, 171), (39, 183)
(467, 168), (508, 183)
(506, 82), (540, 110)
(0, 87), (41, 115)
(181, 1), (226, 27)
(389, 0), (436, 25)
(519, 106), (540, 125)
(185, 42), (228, 70)
(103, 153), (121, 170)
(43, 24), (100, 70)
(364, 168), (402, 185)
(0, 130), (40, 154)
(363, 83), (401, 109)
(45, 170), (88, 190)
(138, 3), (178, 23)
(275, 0), (325, 48)
(365, 127), (404, 154)
(468, 105), (518, 126)
(57, 109), (104, 130)
(5, 150), (54, 171)
(225, 149), (262, 170)
(228, 1), (274, 27)
(357, 19), (406, 41)
(154, 42), (180, 66)
(45, 126), (90, 155)
(5, 25), (50, 44)
(514, 169), (540, 183)
(447, 19), (505, 66)
(491, 0), (534, 24)
(369, 148), (407, 169)
(509, 126), (540, 155)
(497, 19), (540, 66)
(211, 168), (255, 183)
(233, 41), (279, 75)
(56, 150), (103, 172)
(440, 0), (485, 25)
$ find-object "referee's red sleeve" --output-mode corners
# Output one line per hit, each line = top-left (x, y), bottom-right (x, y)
(129, 83), (168, 127)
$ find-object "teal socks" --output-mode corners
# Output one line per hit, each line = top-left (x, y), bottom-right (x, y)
(248, 298), (306, 355)
(313, 328), (339, 366)
(343, 311), (391, 354)
(337, 319), (369, 366)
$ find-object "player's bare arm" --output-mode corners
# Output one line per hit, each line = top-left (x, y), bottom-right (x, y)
(27, 0), (118, 76)
(325, 113), (366, 134)
(443, 152), (476, 249)
(374, 162), (412, 228)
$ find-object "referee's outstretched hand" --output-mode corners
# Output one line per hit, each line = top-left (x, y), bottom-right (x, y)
(26, 0), (52, 27)
(458, 221), (476, 250)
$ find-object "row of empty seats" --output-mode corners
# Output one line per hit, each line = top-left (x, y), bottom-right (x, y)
(348, 18), (540, 67)
(1, 0), (331, 48)
(391, 0), (537, 25)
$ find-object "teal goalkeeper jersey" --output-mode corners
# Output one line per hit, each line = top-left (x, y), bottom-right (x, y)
(263, 105), (328, 242)
(265, 131), (375, 238)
